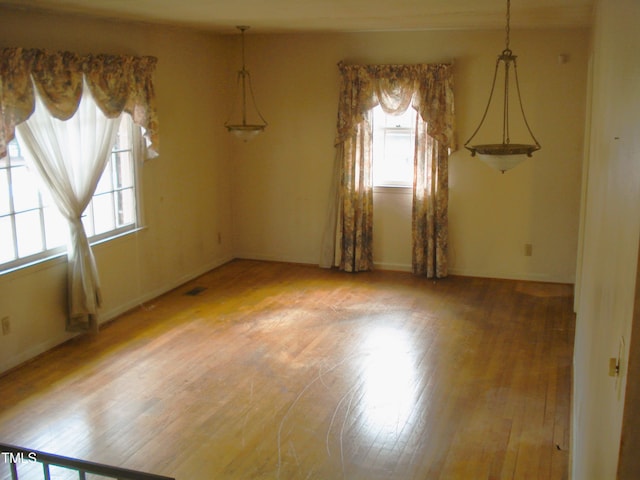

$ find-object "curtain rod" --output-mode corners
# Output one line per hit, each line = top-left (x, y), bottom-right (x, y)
(337, 59), (455, 67)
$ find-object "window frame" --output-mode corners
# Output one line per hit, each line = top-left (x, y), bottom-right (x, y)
(371, 105), (417, 189)
(0, 113), (143, 275)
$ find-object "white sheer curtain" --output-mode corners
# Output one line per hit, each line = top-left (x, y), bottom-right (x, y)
(16, 79), (121, 332)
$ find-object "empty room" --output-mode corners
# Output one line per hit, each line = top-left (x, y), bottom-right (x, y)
(0, 0), (639, 479)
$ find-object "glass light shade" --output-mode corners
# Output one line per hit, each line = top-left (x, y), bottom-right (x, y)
(477, 153), (528, 173)
(469, 142), (539, 173)
(226, 124), (266, 142)
(225, 26), (267, 142)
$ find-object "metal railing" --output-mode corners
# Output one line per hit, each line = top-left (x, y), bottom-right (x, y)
(0, 443), (175, 480)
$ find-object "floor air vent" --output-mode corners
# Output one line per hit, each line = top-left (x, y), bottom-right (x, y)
(184, 286), (207, 296)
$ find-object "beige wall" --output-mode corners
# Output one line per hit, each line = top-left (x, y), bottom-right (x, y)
(6, 7), (640, 475)
(231, 29), (588, 282)
(0, 8), (234, 372)
(7, 6), (635, 477)
(0, 11), (588, 375)
(572, 0), (640, 478)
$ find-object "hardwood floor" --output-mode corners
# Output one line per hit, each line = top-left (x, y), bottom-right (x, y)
(0, 260), (575, 480)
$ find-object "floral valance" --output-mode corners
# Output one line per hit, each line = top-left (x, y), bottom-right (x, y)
(0, 47), (159, 158)
(335, 62), (455, 149)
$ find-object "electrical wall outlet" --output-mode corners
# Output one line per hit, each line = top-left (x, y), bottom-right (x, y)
(524, 244), (533, 257)
(609, 357), (620, 377)
(1, 316), (10, 335)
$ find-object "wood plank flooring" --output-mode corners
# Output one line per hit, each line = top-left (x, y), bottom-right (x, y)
(0, 260), (575, 479)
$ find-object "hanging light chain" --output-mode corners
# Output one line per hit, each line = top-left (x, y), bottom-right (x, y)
(224, 25), (268, 136)
(505, 0), (511, 51)
(238, 25), (249, 73)
(502, 0), (513, 144)
(463, 0), (541, 162)
(503, 58), (510, 144)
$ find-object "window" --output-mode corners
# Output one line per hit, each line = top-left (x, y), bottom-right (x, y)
(0, 114), (139, 272)
(372, 105), (417, 187)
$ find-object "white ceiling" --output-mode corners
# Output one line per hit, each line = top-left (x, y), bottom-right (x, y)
(0, 0), (594, 33)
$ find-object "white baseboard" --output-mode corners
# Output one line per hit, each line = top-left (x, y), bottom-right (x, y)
(0, 255), (235, 375)
(447, 267), (574, 284)
(0, 331), (77, 374)
(98, 254), (235, 324)
(373, 261), (412, 272)
(233, 251), (321, 267)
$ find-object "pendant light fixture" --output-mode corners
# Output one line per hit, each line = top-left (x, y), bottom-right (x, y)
(464, 0), (540, 173)
(225, 25), (267, 141)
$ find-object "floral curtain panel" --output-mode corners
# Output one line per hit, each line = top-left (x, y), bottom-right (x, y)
(337, 113), (374, 272)
(412, 123), (449, 278)
(322, 61), (455, 277)
(412, 64), (455, 278)
(0, 47), (159, 160)
(0, 47), (158, 332)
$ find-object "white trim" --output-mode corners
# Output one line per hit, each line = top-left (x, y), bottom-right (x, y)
(373, 261), (412, 272)
(0, 227), (147, 278)
(373, 185), (412, 194)
(0, 330), (78, 374)
(234, 251), (321, 267)
(447, 266), (575, 284)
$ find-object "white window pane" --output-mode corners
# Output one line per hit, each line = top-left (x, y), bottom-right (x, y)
(92, 193), (115, 235)
(372, 105), (416, 187)
(12, 166), (41, 212)
(0, 216), (16, 263)
(373, 105), (385, 125)
(116, 188), (135, 226)
(37, 184), (57, 209)
(7, 140), (21, 159)
(43, 206), (67, 249)
(392, 108), (416, 128)
(374, 135), (414, 186)
(385, 131), (413, 154)
(384, 132), (414, 181)
(0, 170), (11, 215)
(114, 152), (134, 189)
(95, 162), (113, 195)
(15, 210), (43, 257)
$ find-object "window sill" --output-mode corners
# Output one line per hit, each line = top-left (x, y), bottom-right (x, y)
(0, 226), (147, 279)
(373, 185), (412, 194)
